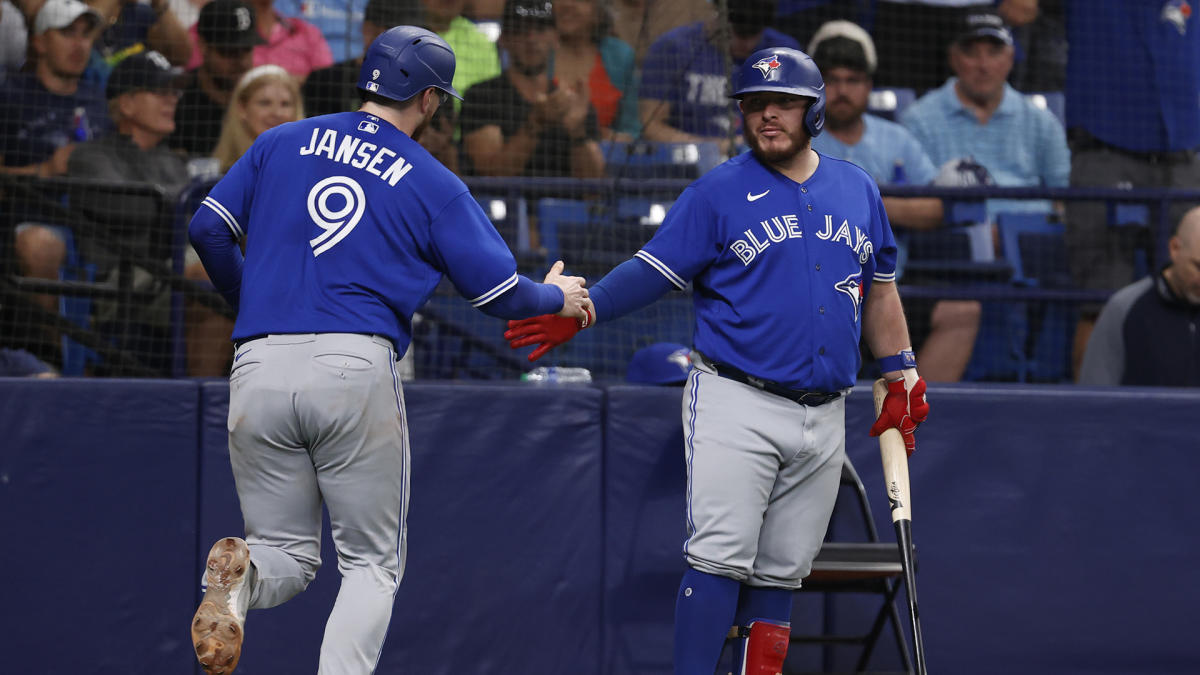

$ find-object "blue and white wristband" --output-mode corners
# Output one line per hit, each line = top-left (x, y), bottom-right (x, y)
(878, 349), (917, 374)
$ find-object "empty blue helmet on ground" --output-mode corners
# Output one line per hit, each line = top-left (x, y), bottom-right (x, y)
(731, 47), (825, 137)
(358, 26), (461, 103)
(627, 342), (693, 385)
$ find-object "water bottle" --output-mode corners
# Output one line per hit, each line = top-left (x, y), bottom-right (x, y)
(521, 366), (593, 383)
(72, 106), (91, 142)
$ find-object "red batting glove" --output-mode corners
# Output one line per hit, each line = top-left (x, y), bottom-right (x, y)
(869, 376), (930, 456)
(505, 312), (588, 362)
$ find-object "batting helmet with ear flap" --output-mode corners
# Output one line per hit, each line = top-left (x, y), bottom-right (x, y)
(731, 47), (826, 137)
(358, 25), (461, 103)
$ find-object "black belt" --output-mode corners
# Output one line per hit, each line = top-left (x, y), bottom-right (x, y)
(694, 352), (841, 407)
(234, 333), (397, 353)
(1069, 129), (1196, 165)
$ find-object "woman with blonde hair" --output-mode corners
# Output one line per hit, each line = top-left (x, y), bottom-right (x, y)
(186, 65), (302, 376)
(212, 64), (304, 171)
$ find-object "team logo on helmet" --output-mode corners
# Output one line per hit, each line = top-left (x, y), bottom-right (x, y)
(752, 54), (782, 79)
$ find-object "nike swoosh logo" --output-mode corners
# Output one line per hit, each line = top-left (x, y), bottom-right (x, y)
(235, 349), (250, 362)
(747, 190), (770, 202)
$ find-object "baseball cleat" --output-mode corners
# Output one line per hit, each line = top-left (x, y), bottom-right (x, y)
(192, 537), (251, 674)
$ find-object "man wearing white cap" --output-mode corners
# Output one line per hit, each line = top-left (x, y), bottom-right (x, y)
(0, 0), (110, 327)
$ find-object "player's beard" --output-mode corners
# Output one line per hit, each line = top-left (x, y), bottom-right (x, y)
(747, 123), (810, 166)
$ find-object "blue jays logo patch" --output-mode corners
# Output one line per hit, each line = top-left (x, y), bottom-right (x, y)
(835, 272), (864, 322)
(752, 54), (781, 78)
(1162, 0), (1192, 35)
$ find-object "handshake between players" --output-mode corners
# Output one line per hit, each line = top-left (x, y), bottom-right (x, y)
(511, 261), (595, 362)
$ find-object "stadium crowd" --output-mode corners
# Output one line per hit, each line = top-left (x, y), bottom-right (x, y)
(0, 0), (1197, 386)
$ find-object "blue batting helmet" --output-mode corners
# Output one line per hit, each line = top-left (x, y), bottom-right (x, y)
(731, 48), (825, 137)
(358, 26), (461, 103)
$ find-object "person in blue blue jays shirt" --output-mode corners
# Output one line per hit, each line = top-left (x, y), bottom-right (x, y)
(185, 26), (589, 675)
(506, 47), (930, 675)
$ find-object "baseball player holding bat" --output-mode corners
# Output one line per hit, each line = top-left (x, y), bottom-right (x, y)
(505, 47), (929, 674)
(186, 26), (589, 674)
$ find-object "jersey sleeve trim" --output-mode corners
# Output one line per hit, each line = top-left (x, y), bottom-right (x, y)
(873, 271), (896, 283)
(634, 250), (686, 290)
(202, 196), (244, 238)
(469, 272), (519, 307)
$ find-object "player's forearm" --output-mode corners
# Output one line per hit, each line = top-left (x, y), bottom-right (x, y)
(473, 126), (540, 176)
(862, 281), (913, 369)
(188, 208), (244, 310)
(590, 257), (676, 323)
(640, 118), (702, 144)
(477, 275), (564, 319)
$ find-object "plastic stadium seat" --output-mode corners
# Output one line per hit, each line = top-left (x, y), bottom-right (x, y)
(600, 140), (723, 180)
(867, 88), (916, 121)
(996, 212), (1069, 288)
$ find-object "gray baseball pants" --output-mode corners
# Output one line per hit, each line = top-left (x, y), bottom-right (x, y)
(681, 358), (846, 589)
(227, 333), (408, 674)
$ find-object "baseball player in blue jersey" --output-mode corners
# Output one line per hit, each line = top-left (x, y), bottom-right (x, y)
(185, 26), (590, 674)
(506, 48), (930, 674)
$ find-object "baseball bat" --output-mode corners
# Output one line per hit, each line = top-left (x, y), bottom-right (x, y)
(872, 378), (927, 675)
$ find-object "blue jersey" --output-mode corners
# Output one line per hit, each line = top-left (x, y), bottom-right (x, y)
(201, 111), (521, 351)
(636, 152), (897, 390)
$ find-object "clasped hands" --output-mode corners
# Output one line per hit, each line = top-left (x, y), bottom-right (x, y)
(505, 260), (593, 362)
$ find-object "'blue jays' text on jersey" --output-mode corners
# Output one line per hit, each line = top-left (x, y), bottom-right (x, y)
(201, 111), (519, 351)
(637, 152), (898, 391)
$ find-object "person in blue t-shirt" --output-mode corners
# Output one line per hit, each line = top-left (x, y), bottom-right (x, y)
(808, 20), (981, 384)
(186, 26), (590, 674)
(639, 0), (800, 155)
(0, 0), (110, 330)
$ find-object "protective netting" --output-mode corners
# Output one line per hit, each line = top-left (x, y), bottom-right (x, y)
(0, 0), (1193, 382)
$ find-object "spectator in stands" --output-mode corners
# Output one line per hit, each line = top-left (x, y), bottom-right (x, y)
(186, 0), (333, 80)
(460, 0), (605, 178)
(0, 0), (109, 176)
(608, 0), (711, 64)
(66, 50), (191, 371)
(0, 0), (107, 325)
(639, 0), (798, 154)
(303, 0), (425, 118)
(273, 0), (370, 63)
(85, 0), (191, 84)
(1, 0), (29, 71)
(1079, 206), (1200, 387)
(170, 0), (262, 157)
(900, 8), (1068, 226)
(808, 21), (981, 383)
(775, 0), (866, 49)
(873, 0), (1038, 93)
(552, 0), (639, 140)
(1064, 0), (1200, 380)
(422, 0), (500, 98)
(212, 64), (303, 171)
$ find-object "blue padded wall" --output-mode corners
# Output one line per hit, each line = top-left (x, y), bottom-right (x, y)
(2, 379), (1198, 674)
(0, 378), (201, 674)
